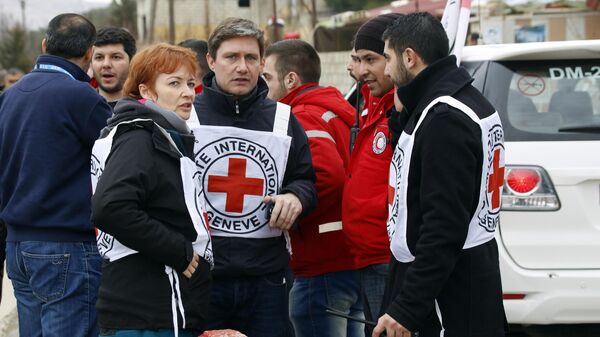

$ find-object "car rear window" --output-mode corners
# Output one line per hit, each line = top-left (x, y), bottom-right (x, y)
(466, 59), (600, 141)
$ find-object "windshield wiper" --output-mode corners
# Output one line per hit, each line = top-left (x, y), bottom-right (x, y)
(558, 125), (600, 133)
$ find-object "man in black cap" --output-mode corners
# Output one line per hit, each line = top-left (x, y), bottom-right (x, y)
(342, 13), (403, 332)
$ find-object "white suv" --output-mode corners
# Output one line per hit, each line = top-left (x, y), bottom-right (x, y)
(461, 40), (600, 334)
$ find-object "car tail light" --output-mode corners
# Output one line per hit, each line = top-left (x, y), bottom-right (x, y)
(506, 169), (540, 195)
(503, 293), (526, 300)
(501, 166), (560, 211)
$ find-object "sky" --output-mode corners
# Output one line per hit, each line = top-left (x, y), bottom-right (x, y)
(0, 0), (111, 29)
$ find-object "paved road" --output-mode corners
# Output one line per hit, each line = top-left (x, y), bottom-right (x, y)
(0, 269), (18, 337)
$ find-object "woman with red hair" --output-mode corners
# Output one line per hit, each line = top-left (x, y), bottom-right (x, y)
(91, 43), (213, 337)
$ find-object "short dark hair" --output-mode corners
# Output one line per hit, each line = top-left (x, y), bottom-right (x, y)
(382, 12), (449, 65)
(95, 27), (137, 60)
(208, 18), (265, 59)
(45, 13), (96, 59)
(178, 39), (210, 77)
(265, 39), (320, 84)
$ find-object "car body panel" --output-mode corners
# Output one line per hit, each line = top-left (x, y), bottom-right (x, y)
(462, 40), (600, 324)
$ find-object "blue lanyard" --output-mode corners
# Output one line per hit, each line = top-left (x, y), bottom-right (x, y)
(35, 64), (76, 80)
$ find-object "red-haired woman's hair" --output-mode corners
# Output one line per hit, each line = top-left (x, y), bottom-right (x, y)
(123, 42), (199, 99)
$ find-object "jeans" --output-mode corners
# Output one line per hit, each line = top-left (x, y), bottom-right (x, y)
(289, 270), (364, 337)
(99, 329), (196, 337)
(6, 241), (102, 337)
(205, 269), (289, 337)
(359, 263), (389, 333)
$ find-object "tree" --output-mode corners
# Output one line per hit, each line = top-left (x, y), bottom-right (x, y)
(110, 0), (138, 38)
(84, 0), (138, 39)
(0, 25), (34, 72)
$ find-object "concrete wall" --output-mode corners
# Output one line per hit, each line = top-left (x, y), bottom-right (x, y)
(319, 51), (354, 95)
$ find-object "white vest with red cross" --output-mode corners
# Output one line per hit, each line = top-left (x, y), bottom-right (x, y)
(91, 119), (215, 337)
(91, 119), (214, 265)
(387, 96), (505, 263)
(191, 102), (292, 239)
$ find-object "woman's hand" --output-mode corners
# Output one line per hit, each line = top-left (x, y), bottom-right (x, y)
(183, 253), (200, 279)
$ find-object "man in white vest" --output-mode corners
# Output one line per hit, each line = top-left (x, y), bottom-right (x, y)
(192, 17), (317, 337)
(373, 12), (508, 337)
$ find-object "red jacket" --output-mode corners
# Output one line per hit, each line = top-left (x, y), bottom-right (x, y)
(342, 87), (395, 269)
(280, 83), (357, 277)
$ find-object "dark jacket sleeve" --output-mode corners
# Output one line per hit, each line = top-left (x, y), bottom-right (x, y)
(279, 113), (317, 218)
(82, 99), (112, 147)
(386, 107), (482, 331)
(91, 129), (193, 273)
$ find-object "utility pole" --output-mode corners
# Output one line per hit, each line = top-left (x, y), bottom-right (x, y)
(149, 0), (157, 43)
(311, 0), (316, 28)
(20, 0), (26, 28)
(272, 0), (278, 41)
(204, 0), (210, 39)
(168, 0), (175, 44)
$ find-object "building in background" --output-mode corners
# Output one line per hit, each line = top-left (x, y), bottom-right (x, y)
(135, 0), (330, 44)
(470, 8), (600, 44)
(313, 0), (599, 50)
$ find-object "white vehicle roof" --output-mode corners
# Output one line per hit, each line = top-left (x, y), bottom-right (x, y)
(461, 39), (600, 61)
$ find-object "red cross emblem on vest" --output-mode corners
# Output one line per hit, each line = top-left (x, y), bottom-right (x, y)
(487, 148), (505, 210)
(207, 157), (264, 213)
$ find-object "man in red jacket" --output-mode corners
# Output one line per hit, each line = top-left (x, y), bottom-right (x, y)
(264, 39), (363, 337)
(342, 13), (403, 331)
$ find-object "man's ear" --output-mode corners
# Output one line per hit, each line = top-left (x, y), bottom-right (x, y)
(139, 84), (156, 101)
(403, 47), (420, 70)
(207, 53), (215, 71)
(403, 48), (415, 68)
(286, 72), (301, 91)
(84, 47), (93, 63)
(41, 38), (47, 54)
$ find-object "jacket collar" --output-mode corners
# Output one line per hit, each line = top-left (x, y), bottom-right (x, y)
(107, 98), (194, 159)
(396, 55), (473, 117)
(34, 54), (90, 82)
(279, 83), (319, 105)
(362, 88), (395, 129)
(200, 72), (269, 116)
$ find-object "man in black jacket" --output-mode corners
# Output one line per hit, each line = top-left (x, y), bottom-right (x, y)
(373, 12), (507, 337)
(192, 17), (317, 337)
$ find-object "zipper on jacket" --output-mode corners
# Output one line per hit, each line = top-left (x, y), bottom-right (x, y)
(235, 100), (240, 114)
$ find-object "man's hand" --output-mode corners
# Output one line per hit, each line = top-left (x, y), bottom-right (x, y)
(372, 314), (412, 337)
(183, 253), (200, 279)
(263, 193), (302, 230)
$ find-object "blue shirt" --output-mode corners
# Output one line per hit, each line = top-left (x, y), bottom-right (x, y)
(0, 54), (112, 241)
